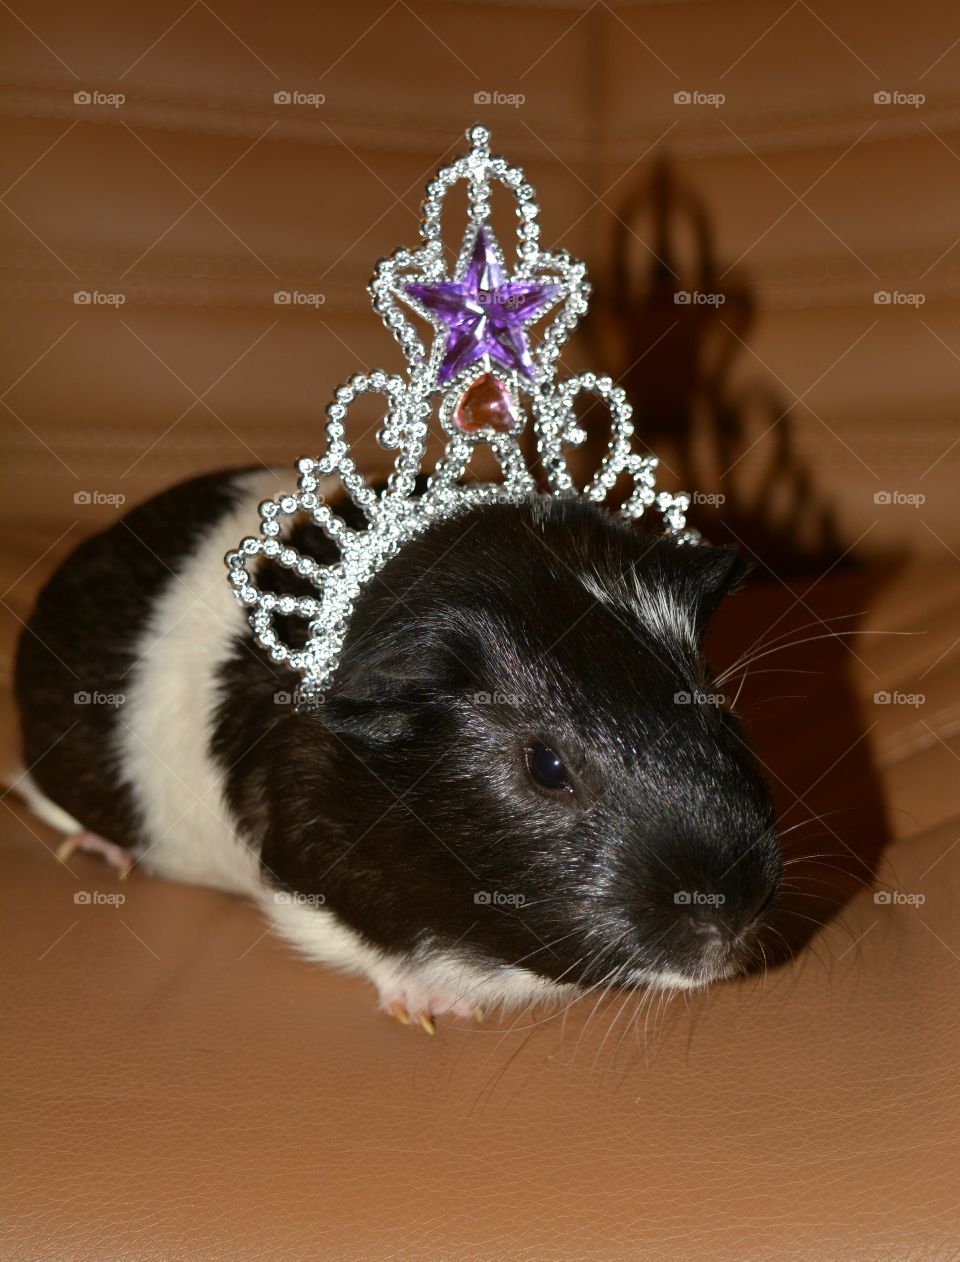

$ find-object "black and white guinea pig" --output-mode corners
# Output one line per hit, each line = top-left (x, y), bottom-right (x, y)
(15, 467), (782, 1029)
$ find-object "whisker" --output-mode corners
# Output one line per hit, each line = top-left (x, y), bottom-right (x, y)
(714, 628), (918, 687)
(715, 609), (895, 685)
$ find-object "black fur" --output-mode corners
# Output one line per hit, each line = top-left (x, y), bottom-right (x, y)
(17, 471), (781, 990)
(215, 489), (781, 989)
(15, 471), (248, 846)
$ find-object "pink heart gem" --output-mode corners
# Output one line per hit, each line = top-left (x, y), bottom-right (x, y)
(454, 373), (517, 434)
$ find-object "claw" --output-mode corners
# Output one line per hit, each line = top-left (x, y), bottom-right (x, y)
(56, 837), (77, 864)
(474, 1007), (484, 1023)
(56, 831), (133, 877)
(389, 1002), (410, 1026)
(418, 1012), (436, 1036)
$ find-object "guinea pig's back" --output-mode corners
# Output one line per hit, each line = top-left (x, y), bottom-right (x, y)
(14, 467), (280, 882)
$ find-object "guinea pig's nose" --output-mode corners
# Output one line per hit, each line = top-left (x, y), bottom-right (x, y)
(683, 882), (777, 943)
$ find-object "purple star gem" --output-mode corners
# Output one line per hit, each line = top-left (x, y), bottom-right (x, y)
(403, 225), (561, 384)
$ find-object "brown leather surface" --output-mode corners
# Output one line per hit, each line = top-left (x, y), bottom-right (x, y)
(3, 542), (960, 1260)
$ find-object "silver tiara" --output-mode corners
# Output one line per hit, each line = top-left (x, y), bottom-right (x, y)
(225, 124), (699, 705)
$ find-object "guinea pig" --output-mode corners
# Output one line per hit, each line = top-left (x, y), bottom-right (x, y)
(15, 466), (782, 1030)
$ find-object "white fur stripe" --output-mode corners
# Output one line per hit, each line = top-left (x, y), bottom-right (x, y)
(115, 469), (286, 896)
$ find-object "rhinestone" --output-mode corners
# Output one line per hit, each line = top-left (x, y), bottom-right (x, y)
(454, 373), (517, 434)
(225, 125), (696, 706)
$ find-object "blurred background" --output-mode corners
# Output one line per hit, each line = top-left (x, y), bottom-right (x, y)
(1, 0), (959, 573)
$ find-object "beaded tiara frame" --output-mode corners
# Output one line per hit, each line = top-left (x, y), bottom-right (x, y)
(225, 125), (699, 705)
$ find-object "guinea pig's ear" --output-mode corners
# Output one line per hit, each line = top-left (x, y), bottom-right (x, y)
(677, 542), (752, 637)
(317, 622), (479, 747)
(317, 690), (415, 746)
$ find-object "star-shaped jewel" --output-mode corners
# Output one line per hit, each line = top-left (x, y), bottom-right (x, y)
(403, 224), (561, 385)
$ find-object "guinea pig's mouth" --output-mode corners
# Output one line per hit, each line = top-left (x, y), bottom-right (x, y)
(623, 959), (743, 992)
(624, 872), (781, 993)
(535, 893), (778, 998)
(607, 912), (776, 993)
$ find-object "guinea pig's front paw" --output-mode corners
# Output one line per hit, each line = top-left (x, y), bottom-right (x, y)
(378, 984), (485, 1035)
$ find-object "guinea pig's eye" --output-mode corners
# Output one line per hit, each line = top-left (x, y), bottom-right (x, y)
(525, 743), (572, 793)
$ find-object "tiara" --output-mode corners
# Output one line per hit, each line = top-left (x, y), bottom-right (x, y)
(225, 124), (699, 707)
